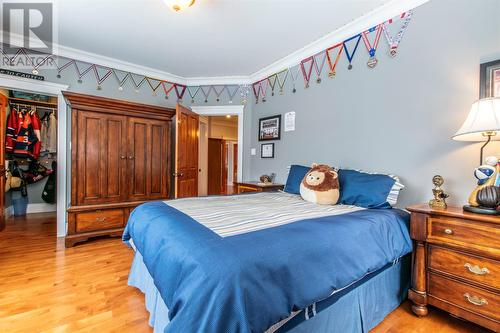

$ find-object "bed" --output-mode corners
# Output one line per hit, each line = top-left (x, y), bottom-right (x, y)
(123, 191), (412, 333)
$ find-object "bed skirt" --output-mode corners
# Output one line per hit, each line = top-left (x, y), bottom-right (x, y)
(128, 251), (410, 333)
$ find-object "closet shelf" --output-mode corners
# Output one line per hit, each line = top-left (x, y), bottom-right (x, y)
(9, 97), (57, 108)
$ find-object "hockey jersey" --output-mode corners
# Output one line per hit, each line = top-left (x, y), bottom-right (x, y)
(6, 108), (41, 159)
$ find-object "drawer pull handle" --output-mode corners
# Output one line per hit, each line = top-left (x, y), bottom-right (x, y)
(463, 293), (488, 306)
(96, 217), (106, 222)
(444, 228), (453, 235)
(464, 263), (490, 275)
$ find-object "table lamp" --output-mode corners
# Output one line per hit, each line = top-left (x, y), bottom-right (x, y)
(453, 97), (500, 214)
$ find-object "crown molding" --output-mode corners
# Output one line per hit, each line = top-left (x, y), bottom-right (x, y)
(1, 0), (429, 86)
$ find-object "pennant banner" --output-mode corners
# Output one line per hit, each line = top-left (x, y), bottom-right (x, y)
(343, 34), (361, 70)
(325, 43), (343, 78)
(268, 74), (278, 96)
(227, 85), (239, 104)
(200, 86), (212, 103)
(32, 54), (53, 74)
(130, 74), (147, 92)
(213, 85), (225, 102)
(56, 59), (75, 78)
(74, 63), (94, 83)
(187, 86), (201, 103)
(289, 66), (300, 93)
(93, 65), (112, 90)
(0, 9), (414, 104)
(252, 81), (260, 103)
(313, 52), (326, 83)
(361, 25), (382, 68)
(260, 79), (268, 102)
(240, 84), (250, 105)
(146, 77), (162, 95)
(276, 69), (288, 95)
(113, 70), (131, 91)
(161, 81), (175, 99)
(300, 56), (314, 88)
(175, 84), (187, 101)
(382, 10), (413, 57)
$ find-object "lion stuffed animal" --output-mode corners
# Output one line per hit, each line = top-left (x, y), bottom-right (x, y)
(300, 163), (340, 205)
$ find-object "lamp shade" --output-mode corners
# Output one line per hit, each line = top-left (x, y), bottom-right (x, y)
(453, 97), (500, 142)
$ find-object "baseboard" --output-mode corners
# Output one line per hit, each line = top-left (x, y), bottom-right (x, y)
(4, 205), (14, 218)
(5, 203), (56, 217)
(27, 203), (57, 213)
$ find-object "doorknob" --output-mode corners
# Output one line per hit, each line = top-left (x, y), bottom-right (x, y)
(120, 155), (126, 160)
(128, 156), (135, 160)
(173, 172), (184, 177)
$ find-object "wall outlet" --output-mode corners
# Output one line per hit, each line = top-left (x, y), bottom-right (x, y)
(251, 148), (256, 155)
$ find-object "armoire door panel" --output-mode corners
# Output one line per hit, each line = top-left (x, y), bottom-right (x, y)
(76, 111), (127, 205)
(129, 121), (148, 198)
(102, 118), (127, 201)
(82, 116), (100, 201)
(128, 117), (169, 201)
(151, 124), (166, 196)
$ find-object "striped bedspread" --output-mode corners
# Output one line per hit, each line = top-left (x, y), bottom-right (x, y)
(165, 191), (364, 237)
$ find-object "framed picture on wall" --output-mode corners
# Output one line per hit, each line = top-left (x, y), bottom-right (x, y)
(261, 143), (274, 158)
(480, 59), (500, 98)
(258, 115), (281, 141)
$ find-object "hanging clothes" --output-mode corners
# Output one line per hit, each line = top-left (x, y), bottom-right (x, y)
(6, 107), (41, 159)
(6, 108), (20, 153)
(45, 112), (57, 153)
(31, 109), (42, 159)
(40, 111), (57, 153)
(42, 161), (56, 204)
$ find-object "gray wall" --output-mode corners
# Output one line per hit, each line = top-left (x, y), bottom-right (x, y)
(246, 0), (500, 208)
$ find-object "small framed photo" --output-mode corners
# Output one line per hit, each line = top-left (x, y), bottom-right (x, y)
(480, 59), (500, 98)
(259, 115), (281, 141)
(261, 143), (274, 158)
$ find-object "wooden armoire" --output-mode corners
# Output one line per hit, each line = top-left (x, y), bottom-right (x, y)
(64, 92), (174, 247)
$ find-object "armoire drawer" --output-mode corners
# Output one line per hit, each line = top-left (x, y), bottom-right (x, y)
(75, 209), (125, 233)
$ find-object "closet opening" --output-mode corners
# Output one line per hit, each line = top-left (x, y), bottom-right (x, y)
(0, 87), (58, 237)
(199, 115), (238, 196)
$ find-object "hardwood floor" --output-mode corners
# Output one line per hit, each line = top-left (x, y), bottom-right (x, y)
(0, 213), (492, 333)
(0, 213), (150, 333)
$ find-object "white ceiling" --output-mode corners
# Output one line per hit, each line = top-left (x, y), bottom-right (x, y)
(57, 0), (390, 78)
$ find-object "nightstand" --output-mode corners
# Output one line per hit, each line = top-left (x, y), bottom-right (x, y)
(234, 181), (284, 194)
(407, 204), (500, 332)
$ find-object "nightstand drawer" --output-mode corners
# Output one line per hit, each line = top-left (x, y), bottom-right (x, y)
(428, 217), (500, 251)
(76, 209), (125, 233)
(429, 273), (500, 321)
(429, 246), (500, 290)
(237, 185), (259, 194)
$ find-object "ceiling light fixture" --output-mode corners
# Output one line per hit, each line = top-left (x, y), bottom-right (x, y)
(164, 0), (195, 12)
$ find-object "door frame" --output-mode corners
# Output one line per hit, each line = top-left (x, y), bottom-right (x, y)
(198, 116), (209, 196)
(0, 74), (69, 237)
(190, 105), (244, 182)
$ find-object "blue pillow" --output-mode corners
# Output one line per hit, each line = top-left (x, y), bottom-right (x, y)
(284, 165), (310, 194)
(338, 169), (396, 208)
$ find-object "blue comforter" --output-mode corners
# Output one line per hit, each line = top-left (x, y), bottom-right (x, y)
(123, 201), (412, 333)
